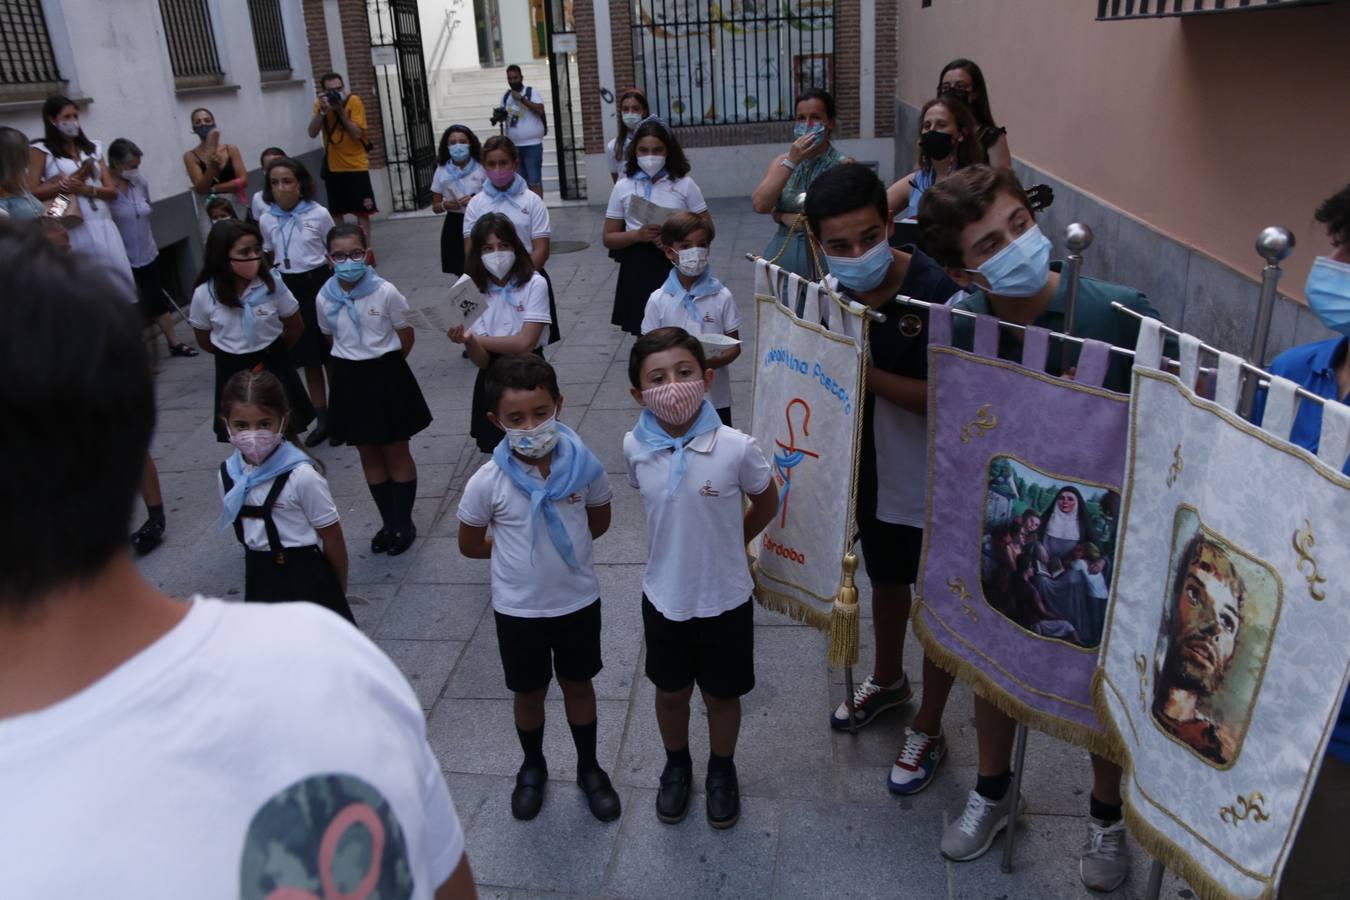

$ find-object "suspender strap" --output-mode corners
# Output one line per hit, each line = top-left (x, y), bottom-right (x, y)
(221, 463), (295, 555)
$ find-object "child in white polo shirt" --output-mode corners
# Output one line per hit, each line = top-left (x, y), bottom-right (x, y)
(641, 211), (742, 426)
(623, 327), (778, 829)
(456, 355), (621, 825)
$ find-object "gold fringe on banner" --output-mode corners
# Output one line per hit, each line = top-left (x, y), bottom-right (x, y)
(910, 599), (1124, 762)
(751, 564), (831, 631)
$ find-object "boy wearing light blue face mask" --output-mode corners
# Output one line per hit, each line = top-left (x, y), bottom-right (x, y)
(456, 355), (621, 826)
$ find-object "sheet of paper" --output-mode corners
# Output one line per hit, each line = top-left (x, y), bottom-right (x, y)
(628, 194), (682, 228)
(402, 274), (486, 333)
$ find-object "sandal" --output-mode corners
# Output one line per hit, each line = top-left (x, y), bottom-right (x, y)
(169, 343), (198, 358)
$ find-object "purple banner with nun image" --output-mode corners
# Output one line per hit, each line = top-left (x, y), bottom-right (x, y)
(912, 306), (1129, 752)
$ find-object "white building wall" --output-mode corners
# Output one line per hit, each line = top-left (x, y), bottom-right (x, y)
(417, 0), (481, 74)
(497, 0), (536, 70)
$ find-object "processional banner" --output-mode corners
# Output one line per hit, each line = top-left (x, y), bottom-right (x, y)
(1095, 320), (1350, 900)
(913, 306), (1128, 753)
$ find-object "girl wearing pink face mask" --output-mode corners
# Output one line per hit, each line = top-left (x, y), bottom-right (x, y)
(217, 369), (353, 622)
(188, 220), (315, 442)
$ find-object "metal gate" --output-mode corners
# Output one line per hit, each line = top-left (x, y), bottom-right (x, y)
(368, 0), (436, 210)
(541, 0), (585, 200)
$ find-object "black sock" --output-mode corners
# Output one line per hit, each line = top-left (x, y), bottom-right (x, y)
(569, 719), (599, 775)
(392, 478), (417, 530)
(145, 503), (165, 526)
(708, 751), (736, 777)
(368, 480), (395, 531)
(665, 746), (692, 771)
(517, 724), (546, 770)
(975, 770), (1012, 802)
(1090, 795), (1123, 824)
(314, 407), (328, 426)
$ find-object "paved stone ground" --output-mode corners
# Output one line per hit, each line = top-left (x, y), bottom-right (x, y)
(136, 199), (1192, 899)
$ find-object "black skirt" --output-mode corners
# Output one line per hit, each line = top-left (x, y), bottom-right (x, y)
(611, 242), (670, 336)
(539, 266), (561, 344)
(212, 339), (316, 442)
(441, 212), (466, 274)
(281, 266), (331, 369)
(244, 545), (355, 624)
(470, 347), (545, 453)
(132, 259), (172, 320)
(328, 351), (432, 445)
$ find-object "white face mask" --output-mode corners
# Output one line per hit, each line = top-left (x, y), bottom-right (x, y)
(483, 249), (516, 281)
(637, 154), (665, 177)
(675, 247), (709, 278)
(56, 120), (81, 138)
(120, 167), (142, 183)
(621, 112), (643, 129)
(504, 415), (560, 459)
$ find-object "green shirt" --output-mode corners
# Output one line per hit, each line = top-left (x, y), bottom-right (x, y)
(953, 261), (1169, 393)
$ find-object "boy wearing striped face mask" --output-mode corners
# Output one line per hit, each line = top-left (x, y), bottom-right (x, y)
(622, 328), (779, 830)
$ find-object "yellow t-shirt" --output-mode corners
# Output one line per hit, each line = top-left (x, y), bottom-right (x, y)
(313, 94), (369, 172)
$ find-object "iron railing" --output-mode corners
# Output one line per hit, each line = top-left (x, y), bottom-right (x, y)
(630, 0), (835, 127)
(246, 0), (292, 76)
(159, 0), (223, 83)
(369, 0), (437, 210)
(0, 0), (62, 86)
(1097, 0), (1338, 18)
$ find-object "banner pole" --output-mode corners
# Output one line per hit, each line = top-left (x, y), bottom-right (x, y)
(1059, 223), (1094, 371)
(1143, 858), (1166, 900)
(1000, 723), (1031, 873)
(844, 667), (858, 735)
(1239, 226), (1295, 417)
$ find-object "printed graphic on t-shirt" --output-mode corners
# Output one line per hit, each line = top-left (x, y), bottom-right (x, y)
(239, 773), (413, 899)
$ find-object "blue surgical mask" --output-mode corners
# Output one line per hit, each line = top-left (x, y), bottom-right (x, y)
(335, 259), (367, 282)
(968, 224), (1052, 298)
(826, 240), (892, 293)
(1306, 256), (1350, 336)
(448, 144), (470, 163)
(793, 121), (826, 140)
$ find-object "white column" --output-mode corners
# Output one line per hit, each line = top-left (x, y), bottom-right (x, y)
(593, 0), (617, 148)
(859, 0), (875, 140)
(323, 0), (349, 81)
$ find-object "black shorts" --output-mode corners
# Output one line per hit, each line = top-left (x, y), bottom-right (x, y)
(131, 260), (171, 319)
(495, 599), (603, 693)
(322, 168), (378, 216)
(856, 515), (923, 587)
(642, 596), (755, 699)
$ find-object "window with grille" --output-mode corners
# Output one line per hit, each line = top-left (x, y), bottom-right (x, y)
(247, 0), (292, 79)
(159, 0), (224, 88)
(1097, 0), (1338, 19)
(0, 0), (63, 91)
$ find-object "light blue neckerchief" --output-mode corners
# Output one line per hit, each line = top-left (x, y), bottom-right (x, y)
(218, 442), (312, 532)
(491, 422), (603, 570)
(630, 400), (723, 497)
(213, 278), (279, 342)
(319, 267), (386, 332)
(268, 199), (315, 268)
(482, 173), (527, 201)
(659, 267), (724, 325)
(444, 158), (481, 190)
(630, 168), (668, 201)
(485, 279), (518, 316)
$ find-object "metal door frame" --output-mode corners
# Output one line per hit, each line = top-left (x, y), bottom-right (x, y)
(368, 0), (437, 210)
(541, 0), (585, 200)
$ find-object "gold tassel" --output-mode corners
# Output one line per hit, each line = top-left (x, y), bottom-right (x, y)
(827, 553), (861, 669)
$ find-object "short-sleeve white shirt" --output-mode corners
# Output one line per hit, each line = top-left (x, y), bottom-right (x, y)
(462, 189), (550, 253)
(623, 425), (772, 620)
(641, 284), (741, 410)
(259, 202), (334, 273)
(605, 174), (708, 232)
(431, 160), (486, 202)
(188, 277), (300, 355)
(605, 138), (623, 178)
(471, 273), (551, 349)
(317, 278), (409, 360)
(0, 599), (464, 897)
(249, 191), (268, 222)
(216, 461), (339, 550)
(457, 457), (612, 617)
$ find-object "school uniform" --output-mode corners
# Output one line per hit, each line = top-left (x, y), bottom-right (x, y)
(640, 273), (741, 423)
(463, 175), (560, 343)
(431, 159), (486, 275)
(108, 177), (171, 321)
(248, 190), (268, 224)
(468, 272), (552, 453)
(623, 418), (772, 698)
(218, 456), (354, 623)
(259, 199), (336, 369)
(457, 440), (612, 692)
(606, 171), (708, 335)
(317, 272), (432, 445)
(189, 276), (316, 441)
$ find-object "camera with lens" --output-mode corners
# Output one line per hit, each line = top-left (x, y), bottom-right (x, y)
(489, 105), (510, 127)
(325, 89), (344, 108)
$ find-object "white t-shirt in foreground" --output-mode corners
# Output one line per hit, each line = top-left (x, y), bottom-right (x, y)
(624, 425), (772, 620)
(0, 598), (464, 898)
(641, 284), (741, 410)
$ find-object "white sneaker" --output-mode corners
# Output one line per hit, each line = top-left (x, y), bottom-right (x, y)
(941, 788), (1024, 862)
(1080, 817), (1130, 892)
(828, 673), (912, 730)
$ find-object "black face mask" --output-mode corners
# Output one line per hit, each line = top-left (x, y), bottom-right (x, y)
(508, 80), (524, 92)
(193, 123), (215, 141)
(919, 130), (955, 161)
(940, 84), (972, 105)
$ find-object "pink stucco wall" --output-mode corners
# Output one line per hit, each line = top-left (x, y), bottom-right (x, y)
(895, 1), (1350, 301)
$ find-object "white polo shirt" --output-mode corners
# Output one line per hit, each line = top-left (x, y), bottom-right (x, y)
(431, 160), (486, 203)
(641, 284), (741, 410)
(249, 190), (268, 222)
(471, 273), (551, 349)
(624, 425), (772, 620)
(216, 461), (340, 550)
(457, 457), (612, 618)
(188, 277), (300, 355)
(605, 138), (623, 178)
(605, 174), (708, 232)
(259, 202), (334, 273)
(463, 189), (550, 253)
(318, 279), (409, 361)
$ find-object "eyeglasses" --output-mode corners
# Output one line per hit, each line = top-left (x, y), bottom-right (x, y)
(330, 249), (367, 263)
(229, 252), (263, 262)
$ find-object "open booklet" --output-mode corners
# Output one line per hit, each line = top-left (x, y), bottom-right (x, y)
(627, 194), (683, 228)
(402, 274), (486, 333)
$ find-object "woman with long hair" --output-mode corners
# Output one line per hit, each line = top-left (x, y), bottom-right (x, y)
(606, 88), (650, 184)
(936, 59), (1012, 169)
(886, 96), (983, 221)
(0, 126), (44, 219)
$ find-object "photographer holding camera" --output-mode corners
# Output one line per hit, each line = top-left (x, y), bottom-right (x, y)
(493, 65), (547, 198)
(307, 72), (377, 244)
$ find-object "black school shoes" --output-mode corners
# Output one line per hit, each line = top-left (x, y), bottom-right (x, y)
(656, 760), (692, 824)
(578, 767), (622, 822)
(511, 763), (548, 820)
(705, 768), (740, 829)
